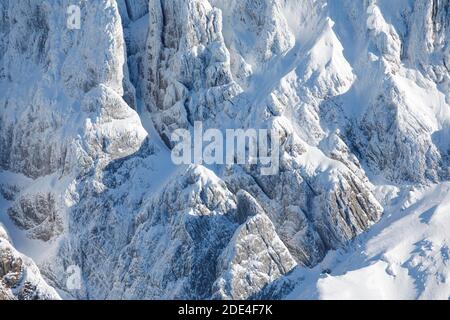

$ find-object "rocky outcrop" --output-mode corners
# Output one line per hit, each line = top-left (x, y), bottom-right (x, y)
(8, 192), (62, 241)
(0, 225), (60, 300)
(213, 191), (296, 300)
(142, 0), (242, 146)
(338, 0), (450, 184)
(0, 0), (448, 301)
(0, 0), (146, 244)
(0, 0), (144, 178)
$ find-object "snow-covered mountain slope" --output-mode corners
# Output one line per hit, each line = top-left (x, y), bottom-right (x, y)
(0, 0), (449, 300)
(268, 182), (450, 300)
(0, 223), (59, 300)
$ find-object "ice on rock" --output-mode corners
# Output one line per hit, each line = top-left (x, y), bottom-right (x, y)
(0, 224), (60, 300)
(0, 0), (448, 300)
(0, 0), (147, 244)
(213, 191), (296, 300)
(143, 0), (242, 146)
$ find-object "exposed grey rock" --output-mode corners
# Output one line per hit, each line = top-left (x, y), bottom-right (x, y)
(213, 191), (296, 300)
(8, 192), (63, 241)
(0, 0), (448, 301)
(143, 0), (242, 146)
(0, 224), (60, 300)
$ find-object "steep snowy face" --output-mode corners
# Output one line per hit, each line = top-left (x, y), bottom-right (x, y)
(402, 0), (450, 88)
(211, 0), (295, 80)
(213, 190), (296, 300)
(0, 0), (145, 178)
(0, 0), (448, 301)
(131, 0), (447, 296)
(47, 164), (236, 299)
(0, 0), (147, 241)
(275, 182), (450, 300)
(326, 0), (450, 183)
(136, 0), (382, 272)
(0, 224), (60, 300)
(142, 0), (243, 146)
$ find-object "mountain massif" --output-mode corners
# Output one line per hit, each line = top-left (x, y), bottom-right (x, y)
(0, 0), (449, 300)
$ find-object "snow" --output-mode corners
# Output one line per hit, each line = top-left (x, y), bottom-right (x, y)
(0, 203), (60, 299)
(0, 0), (449, 300)
(0, 171), (61, 264)
(288, 182), (450, 300)
(392, 71), (450, 131)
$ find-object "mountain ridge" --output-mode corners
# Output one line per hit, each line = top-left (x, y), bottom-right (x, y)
(0, 0), (449, 300)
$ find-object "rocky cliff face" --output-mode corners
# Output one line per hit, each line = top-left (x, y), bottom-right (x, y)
(0, 224), (59, 300)
(0, 0), (448, 300)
